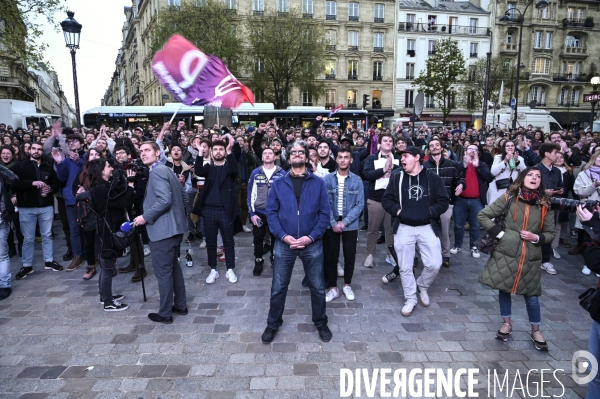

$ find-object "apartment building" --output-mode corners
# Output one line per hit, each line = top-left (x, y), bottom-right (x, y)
(492, 0), (600, 128)
(395, 0), (491, 123)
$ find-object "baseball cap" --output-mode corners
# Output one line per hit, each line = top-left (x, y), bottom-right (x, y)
(247, 126), (255, 133)
(396, 146), (423, 158)
(340, 136), (353, 146)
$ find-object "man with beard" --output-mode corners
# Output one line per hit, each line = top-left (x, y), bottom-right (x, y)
(381, 147), (449, 316)
(313, 140), (336, 178)
(262, 141), (331, 344)
(193, 136), (240, 284)
(13, 142), (63, 280)
(270, 138), (288, 170)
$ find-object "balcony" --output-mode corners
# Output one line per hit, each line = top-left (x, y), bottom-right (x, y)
(348, 74), (358, 80)
(374, 17), (384, 23)
(553, 72), (589, 82)
(253, 10), (264, 16)
(398, 22), (490, 36)
(373, 47), (383, 52)
(325, 73), (336, 80)
(562, 18), (594, 28)
(406, 74), (414, 80)
(470, 52), (478, 58)
(425, 103), (435, 108)
(561, 46), (588, 58)
(428, 50), (436, 56)
(559, 101), (580, 107)
(347, 103), (358, 109)
(349, 16), (359, 22)
(0, 76), (35, 100)
(303, 13), (313, 19)
(373, 75), (383, 81)
(348, 46), (359, 51)
(407, 49), (415, 57)
(502, 43), (518, 52)
(326, 45), (336, 50)
(326, 14), (336, 20)
(277, 11), (288, 16)
(302, 102), (313, 106)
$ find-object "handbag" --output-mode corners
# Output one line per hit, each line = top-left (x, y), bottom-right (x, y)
(579, 288), (600, 324)
(495, 178), (511, 190)
(475, 196), (512, 255)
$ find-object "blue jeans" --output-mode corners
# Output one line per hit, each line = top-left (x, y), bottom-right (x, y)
(65, 205), (82, 256)
(267, 239), (328, 330)
(498, 291), (541, 325)
(0, 224), (10, 288)
(453, 196), (484, 249)
(19, 206), (54, 266)
(587, 321), (600, 398)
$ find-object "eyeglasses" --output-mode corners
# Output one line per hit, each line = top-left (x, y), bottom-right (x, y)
(289, 150), (305, 156)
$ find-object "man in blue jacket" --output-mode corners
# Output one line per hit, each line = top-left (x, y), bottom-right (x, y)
(263, 140), (331, 344)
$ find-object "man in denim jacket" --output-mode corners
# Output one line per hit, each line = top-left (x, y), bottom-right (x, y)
(322, 149), (364, 302)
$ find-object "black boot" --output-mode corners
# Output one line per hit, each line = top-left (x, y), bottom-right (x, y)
(253, 258), (264, 276)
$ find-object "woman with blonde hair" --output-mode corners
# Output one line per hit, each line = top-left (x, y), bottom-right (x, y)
(478, 167), (555, 350)
(572, 150), (600, 274)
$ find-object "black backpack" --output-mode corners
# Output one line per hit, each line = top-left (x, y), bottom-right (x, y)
(76, 191), (97, 232)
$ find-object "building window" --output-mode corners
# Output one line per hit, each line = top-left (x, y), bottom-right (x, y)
(468, 64), (476, 80)
(326, 1), (336, 19)
(506, 30), (514, 44)
(545, 32), (553, 49)
(255, 58), (263, 72)
(469, 18), (478, 34)
(566, 35), (581, 48)
(373, 61), (383, 80)
(277, 0), (289, 12)
(406, 14), (416, 31)
(407, 39), (415, 57)
(224, 0), (236, 8)
(469, 42), (478, 58)
(252, 0), (264, 13)
(302, 92), (312, 106)
(425, 94), (435, 108)
(571, 89), (580, 105)
(302, 0), (313, 15)
(348, 2), (359, 21)
(537, 3), (551, 18)
(348, 60), (358, 79)
(374, 4), (384, 22)
(507, 3), (516, 19)
(168, 0), (181, 6)
(348, 31), (359, 50)
(405, 90), (414, 107)
(373, 33), (383, 52)
(325, 89), (336, 106)
(560, 87), (568, 105)
(428, 40), (436, 56)
(406, 63), (415, 79)
(533, 58), (550, 74)
(528, 86), (546, 105)
(347, 90), (358, 107)
(325, 60), (336, 79)
(534, 31), (542, 48)
(325, 30), (337, 49)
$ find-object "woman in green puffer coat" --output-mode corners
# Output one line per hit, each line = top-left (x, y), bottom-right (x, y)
(478, 167), (555, 351)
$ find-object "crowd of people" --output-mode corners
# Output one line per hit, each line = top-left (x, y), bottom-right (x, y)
(0, 118), (599, 354)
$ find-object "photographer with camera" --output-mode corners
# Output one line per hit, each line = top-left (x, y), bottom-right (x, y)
(88, 159), (135, 311)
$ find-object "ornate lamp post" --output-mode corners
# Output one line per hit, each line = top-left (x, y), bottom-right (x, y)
(590, 76), (600, 130)
(60, 11), (82, 129)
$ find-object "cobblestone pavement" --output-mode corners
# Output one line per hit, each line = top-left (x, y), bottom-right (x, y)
(0, 222), (595, 398)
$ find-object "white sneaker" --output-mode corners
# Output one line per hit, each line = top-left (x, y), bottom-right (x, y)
(206, 269), (219, 284)
(450, 247), (461, 255)
(199, 240), (206, 249)
(143, 245), (151, 257)
(471, 247), (480, 259)
(337, 264), (344, 277)
(541, 262), (557, 275)
(401, 301), (417, 316)
(343, 286), (355, 301)
(419, 289), (430, 307)
(552, 248), (561, 259)
(385, 254), (397, 266)
(225, 269), (237, 283)
(325, 289), (339, 303)
(582, 265), (592, 275)
(363, 254), (374, 268)
(242, 225), (252, 233)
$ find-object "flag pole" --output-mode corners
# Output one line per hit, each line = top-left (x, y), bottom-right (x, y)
(168, 103), (183, 125)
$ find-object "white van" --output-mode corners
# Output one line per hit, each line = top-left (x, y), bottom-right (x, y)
(486, 107), (562, 132)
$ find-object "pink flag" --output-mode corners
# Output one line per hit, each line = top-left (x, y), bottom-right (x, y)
(152, 35), (254, 108)
(328, 104), (343, 118)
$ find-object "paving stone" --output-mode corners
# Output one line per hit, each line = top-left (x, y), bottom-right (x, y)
(163, 365), (192, 377)
(17, 367), (49, 379)
(292, 363), (318, 376)
(40, 366), (67, 379)
(135, 365), (166, 378)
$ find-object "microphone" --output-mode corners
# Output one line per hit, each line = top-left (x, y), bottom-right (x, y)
(120, 222), (134, 232)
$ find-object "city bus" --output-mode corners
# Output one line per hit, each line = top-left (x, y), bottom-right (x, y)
(82, 103), (386, 131)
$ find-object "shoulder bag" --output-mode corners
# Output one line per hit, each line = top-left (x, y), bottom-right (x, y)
(475, 195), (512, 255)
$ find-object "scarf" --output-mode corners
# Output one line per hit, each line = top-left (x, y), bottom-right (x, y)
(585, 165), (600, 183)
(519, 187), (541, 205)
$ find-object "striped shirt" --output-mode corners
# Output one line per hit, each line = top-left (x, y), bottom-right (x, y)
(336, 172), (345, 217)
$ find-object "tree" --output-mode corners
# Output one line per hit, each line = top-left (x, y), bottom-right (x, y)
(412, 38), (466, 122)
(0, 0), (65, 67)
(150, 0), (243, 74)
(459, 56), (516, 113)
(245, 8), (326, 108)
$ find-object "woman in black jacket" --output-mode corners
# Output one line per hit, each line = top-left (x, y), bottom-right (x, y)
(88, 159), (135, 311)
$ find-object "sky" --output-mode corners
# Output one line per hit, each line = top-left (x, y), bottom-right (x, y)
(38, 0), (130, 116)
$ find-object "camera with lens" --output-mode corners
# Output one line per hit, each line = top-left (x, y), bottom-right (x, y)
(111, 159), (147, 182)
(550, 198), (600, 213)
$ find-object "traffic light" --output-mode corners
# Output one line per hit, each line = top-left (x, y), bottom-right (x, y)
(362, 94), (370, 109)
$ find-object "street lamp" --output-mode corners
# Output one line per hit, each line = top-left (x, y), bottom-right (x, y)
(590, 76), (600, 130)
(60, 11), (82, 129)
(499, 0), (548, 130)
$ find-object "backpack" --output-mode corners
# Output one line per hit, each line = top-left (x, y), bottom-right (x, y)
(76, 191), (98, 232)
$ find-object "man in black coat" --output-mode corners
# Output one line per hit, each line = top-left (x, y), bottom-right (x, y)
(193, 134), (240, 284)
